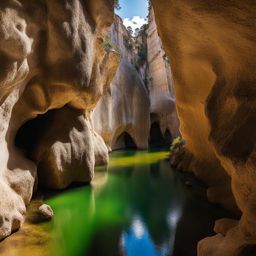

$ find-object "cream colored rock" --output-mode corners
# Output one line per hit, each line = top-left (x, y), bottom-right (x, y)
(93, 13), (180, 149)
(152, 0), (256, 254)
(38, 204), (53, 220)
(0, 2), (35, 240)
(93, 58), (150, 149)
(0, 0), (119, 240)
(92, 15), (150, 150)
(147, 9), (180, 140)
(0, 3), (32, 104)
(19, 107), (109, 189)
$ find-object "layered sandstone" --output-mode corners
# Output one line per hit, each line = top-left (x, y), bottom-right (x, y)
(152, 0), (256, 255)
(0, 0), (119, 240)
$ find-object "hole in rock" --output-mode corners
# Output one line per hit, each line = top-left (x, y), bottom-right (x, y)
(15, 112), (54, 160)
(115, 132), (137, 150)
(239, 244), (256, 256)
(15, 107), (82, 161)
(149, 122), (172, 147)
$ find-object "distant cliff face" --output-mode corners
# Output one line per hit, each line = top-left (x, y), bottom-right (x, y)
(92, 15), (150, 149)
(0, 0), (119, 240)
(152, 0), (256, 255)
(147, 9), (180, 142)
(92, 13), (180, 149)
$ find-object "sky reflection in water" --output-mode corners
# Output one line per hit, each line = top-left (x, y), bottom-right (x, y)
(122, 216), (170, 256)
(46, 149), (185, 256)
(43, 149), (231, 256)
(0, 149), (233, 256)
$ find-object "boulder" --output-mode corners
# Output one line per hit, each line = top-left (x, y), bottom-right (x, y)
(0, 0), (119, 240)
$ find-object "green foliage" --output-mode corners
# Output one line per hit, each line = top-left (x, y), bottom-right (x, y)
(134, 24), (148, 37)
(104, 36), (120, 53)
(135, 28), (140, 37)
(170, 136), (185, 156)
(126, 26), (133, 36)
(114, 0), (121, 10)
(137, 45), (147, 66)
(147, 0), (152, 15)
(144, 74), (152, 89)
(123, 35), (133, 50)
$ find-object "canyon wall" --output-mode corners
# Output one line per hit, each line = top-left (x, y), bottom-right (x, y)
(152, 0), (256, 255)
(147, 9), (180, 143)
(0, 0), (119, 240)
(92, 15), (150, 149)
(93, 13), (180, 149)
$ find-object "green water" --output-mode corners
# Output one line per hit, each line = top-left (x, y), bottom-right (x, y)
(45, 149), (232, 256)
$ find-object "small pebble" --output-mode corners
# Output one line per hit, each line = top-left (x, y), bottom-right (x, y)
(38, 204), (54, 220)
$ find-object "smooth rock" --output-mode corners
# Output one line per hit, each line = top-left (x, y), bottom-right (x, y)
(152, 0), (256, 254)
(0, 0), (119, 240)
(38, 204), (54, 220)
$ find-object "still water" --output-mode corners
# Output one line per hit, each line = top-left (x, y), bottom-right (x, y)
(0, 149), (232, 256)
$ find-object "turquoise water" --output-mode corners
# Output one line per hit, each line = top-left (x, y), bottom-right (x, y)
(45, 149), (232, 256)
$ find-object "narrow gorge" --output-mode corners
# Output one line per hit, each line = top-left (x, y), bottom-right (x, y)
(0, 1), (255, 256)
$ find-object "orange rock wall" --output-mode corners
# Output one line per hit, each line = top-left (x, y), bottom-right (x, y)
(152, 1), (256, 255)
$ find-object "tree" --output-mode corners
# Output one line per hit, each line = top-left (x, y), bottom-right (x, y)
(147, 0), (152, 12)
(135, 28), (140, 37)
(126, 26), (133, 36)
(114, 0), (121, 10)
(136, 24), (148, 37)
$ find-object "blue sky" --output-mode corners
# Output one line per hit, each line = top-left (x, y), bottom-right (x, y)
(116, 0), (149, 20)
(116, 0), (149, 33)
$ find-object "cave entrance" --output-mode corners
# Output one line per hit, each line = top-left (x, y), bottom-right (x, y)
(115, 132), (137, 150)
(239, 245), (256, 256)
(149, 122), (172, 147)
(15, 107), (79, 161)
(15, 111), (53, 161)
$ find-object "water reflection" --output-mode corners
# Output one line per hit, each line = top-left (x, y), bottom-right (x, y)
(0, 149), (233, 256)
(122, 217), (170, 256)
(116, 152), (184, 256)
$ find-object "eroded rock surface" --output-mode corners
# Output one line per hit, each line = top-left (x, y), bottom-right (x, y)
(152, 0), (256, 255)
(38, 204), (54, 221)
(0, 0), (119, 240)
(147, 9), (180, 142)
(93, 58), (150, 150)
(93, 14), (180, 150)
(92, 15), (151, 150)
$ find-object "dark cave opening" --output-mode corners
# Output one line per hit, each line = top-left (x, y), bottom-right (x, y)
(15, 113), (51, 161)
(239, 245), (256, 256)
(115, 132), (137, 150)
(14, 108), (64, 162)
(149, 122), (172, 147)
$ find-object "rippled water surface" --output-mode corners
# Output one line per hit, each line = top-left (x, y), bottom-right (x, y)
(0, 149), (232, 256)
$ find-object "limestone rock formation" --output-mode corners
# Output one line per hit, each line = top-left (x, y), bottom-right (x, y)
(93, 58), (150, 150)
(92, 15), (151, 150)
(93, 14), (180, 149)
(152, 0), (256, 255)
(0, 0), (119, 240)
(147, 9), (180, 143)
